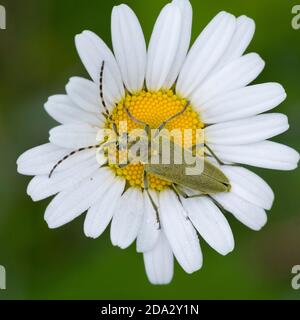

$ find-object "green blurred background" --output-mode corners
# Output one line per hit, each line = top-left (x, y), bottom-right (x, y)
(0, 0), (299, 299)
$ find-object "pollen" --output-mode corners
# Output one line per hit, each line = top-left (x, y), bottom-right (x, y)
(106, 89), (204, 191)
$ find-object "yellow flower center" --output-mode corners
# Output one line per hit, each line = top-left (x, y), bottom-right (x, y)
(106, 89), (204, 191)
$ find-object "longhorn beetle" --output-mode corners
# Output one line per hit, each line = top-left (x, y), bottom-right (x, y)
(49, 61), (231, 226)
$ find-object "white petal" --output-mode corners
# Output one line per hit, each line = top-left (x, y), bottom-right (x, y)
(205, 113), (289, 145)
(164, 0), (193, 88)
(111, 4), (146, 93)
(191, 53), (265, 109)
(84, 177), (125, 239)
(110, 188), (144, 249)
(143, 233), (174, 285)
(49, 123), (99, 149)
(44, 94), (101, 126)
(17, 143), (68, 176)
(65, 77), (103, 113)
(27, 150), (100, 202)
(213, 192), (267, 231)
(45, 168), (115, 228)
(200, 83), (287, 124)
(209, 141), (299, 170)
(213, 15), (255, 71)
(221, 166), (274, 210)
(176, 11), (236, 97)
(75, 31), (124, 107)
(159, 190), (202, 273)
(181, 196), (234, 255)
(136, 191), (160, 253)
(146, 3), (182, 90)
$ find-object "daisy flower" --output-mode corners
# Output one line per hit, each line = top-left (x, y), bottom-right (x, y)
(17, 0), (299, 285)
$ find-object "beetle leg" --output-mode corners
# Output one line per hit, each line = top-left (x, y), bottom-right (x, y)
(172, 184), (204, 199)
(143, 170), (161, 229)
(205, 144), (225, 166)
(123, 102), (150, 128)
(154, 101), (191, 138)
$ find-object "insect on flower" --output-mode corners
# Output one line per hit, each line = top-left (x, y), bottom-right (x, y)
(48, 61), (231, 225)
(17, 0), (299, 285)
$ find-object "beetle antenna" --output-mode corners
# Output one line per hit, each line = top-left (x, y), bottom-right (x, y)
(48, 144), (101, 178)
(100, 61), (119, 137)
(100, 61), (110, 116)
